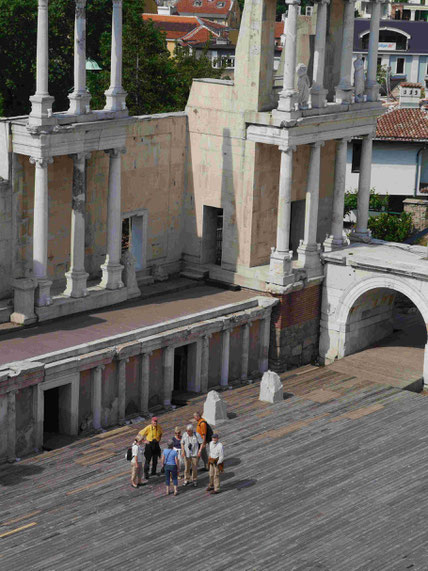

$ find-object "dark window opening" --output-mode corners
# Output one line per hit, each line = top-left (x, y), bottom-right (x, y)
(362, 30), (408, 51)
(396, 57), (405, 75)
(173, 346), (188, 394)
(122, 217), (130, 252)
(44, 387), (60, 434)
(352, 141), (362, 173)
(215, 211), (223, 265)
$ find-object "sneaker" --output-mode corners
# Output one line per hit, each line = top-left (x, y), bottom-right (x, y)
(183, 481), (189, 487)
(193, 482), (198, 487)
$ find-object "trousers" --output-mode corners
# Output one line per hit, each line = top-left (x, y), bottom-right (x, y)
(184, 456), (198, 482)
(209, 462), (220, 491)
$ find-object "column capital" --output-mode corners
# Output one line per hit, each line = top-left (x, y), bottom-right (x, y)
(70, 152), (92, 163)
(75, 0), (87, 16)
(105, 148), (126, 158)
(95, 365), (105, 373)
(112, 0), (123, 5)
(311, 141), (325, 149)
(7, 388), (18, 398)
(38, 0), (48, 9)
(286, 0), (301, 5)
(336, 137), (352, 145)
(278, 144), (297, 154)
(317, 0), (330, 5)
(29, 156), (53, 168)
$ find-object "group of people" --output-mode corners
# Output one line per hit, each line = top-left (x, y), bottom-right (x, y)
(130, 412), (225, 496)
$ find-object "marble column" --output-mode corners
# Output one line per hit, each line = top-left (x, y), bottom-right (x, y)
(324, 138), (350, 251)
(64, 153), (90, 298)
(7, 390), (17, 463)
(350, 134), (374, 242)
(92, 365), (103, 430)
(139, 352), (151, 415)
(30, 156), (53, 306)
(310, 0), (330, 108)
(259, 315), (271, 373)
(104, 0), (127, 112)
(241, 323), (251, 380)
(335, 0), (355, 104)
(100, 148), (125, 289)
(68, 0), (91, 114)
(297, 142), (323, 274)
(200, 335), (210, 393)
(365, 0), (382, 102)
(29, 0), (55, 125)
(220, 328), (230, 387)
(163, 346), (174, 407)
(277, 0), (301, 112)
(269, 146), (295, 286)
(117, 357), (128, 423)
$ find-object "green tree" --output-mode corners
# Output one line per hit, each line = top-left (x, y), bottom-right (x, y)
(368, 212), (413, 243)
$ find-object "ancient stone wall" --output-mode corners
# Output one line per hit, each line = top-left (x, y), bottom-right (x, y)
(403, 198), (428, 232)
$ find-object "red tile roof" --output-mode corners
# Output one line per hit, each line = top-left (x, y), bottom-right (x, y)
(175, 0), (232, 16)
(142, 13), (200, 39)
(275, 21), (284, 39)
(376, 108), (428, 142)
(400, 82), (423, 89)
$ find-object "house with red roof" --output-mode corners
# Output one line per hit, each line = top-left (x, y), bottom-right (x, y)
(174, 0), (240, 28)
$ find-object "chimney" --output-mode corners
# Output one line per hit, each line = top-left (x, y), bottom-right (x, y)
(399, 82), (422, 109)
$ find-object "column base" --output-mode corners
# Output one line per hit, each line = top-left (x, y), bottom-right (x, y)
(64, 270), (89, 298)
(323, 234), (348, 252)
(68, 91), (91, 115)
(268, 249), (294, 286)
(334, 86), (353, 105)
(296, 242), (323, 275)
(349, 230), (372, 244)
(104, 88), (128, 112)
(99, 263), (124, 290)
(310, 88), (328, 109)
(28, 94), (56, 127)
(276, 89), (298, 113)
(365, 82), (380, 103)
(35, 278), (53, 307)
(10, 277), (37, 325)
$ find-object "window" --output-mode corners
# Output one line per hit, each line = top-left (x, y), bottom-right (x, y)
(305, 6), (313, 16)
(217, 2), (225, 6)
(352, 141), (362, 173)
(396, 57), (405, 75)
(193, 0), (202, 5)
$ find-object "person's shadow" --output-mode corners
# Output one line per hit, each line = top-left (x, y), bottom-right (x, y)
(0, 463), (44, 487)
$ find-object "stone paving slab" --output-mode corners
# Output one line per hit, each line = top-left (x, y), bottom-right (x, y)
(0, 284), (257, 367)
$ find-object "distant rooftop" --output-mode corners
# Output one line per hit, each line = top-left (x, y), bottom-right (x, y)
(376, 107), (428, 142)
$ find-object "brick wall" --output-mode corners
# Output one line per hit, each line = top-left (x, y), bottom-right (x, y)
(403, 198), (428, 232)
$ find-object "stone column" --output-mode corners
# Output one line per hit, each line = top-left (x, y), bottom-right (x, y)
(70, 376), (80, 435)
(163, 346), (174, 407)
(92, 366), (103, 430)
(335, 0), (355, 104)
(100, 149), (125, 290)
(29, 0), (55, 126)
(310, 0), (330, 108)
(241, 323), (251, 380)
(68, 0), (91, 114)
(365, 0), (382, 102)
(277, 0), (301, 112)
(200, 335), (210, 393)
(30, 156), (53, 306)
(297, 142), (323, 274)
(269, 146), (295, 286)
(324, 138), (350, 251)
(139, 352), (151, 415)
(350, 134), (374, 242)
(64, 153), (90, 298)
(104, 0), (127, 112)
(7, 390), (17, 463)
(117, 358), (128, 423)
(220, 328), (230, 387)
(259, 315), (271, 373)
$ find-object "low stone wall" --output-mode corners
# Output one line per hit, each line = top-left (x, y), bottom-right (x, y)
(403, 198), (428, 232)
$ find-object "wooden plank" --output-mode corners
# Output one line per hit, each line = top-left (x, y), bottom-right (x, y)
(0, 522), (37, 539)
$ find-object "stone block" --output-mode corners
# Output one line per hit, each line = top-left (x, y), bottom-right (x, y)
(259, 370), (283, 404)
(203, 390), (228, 426)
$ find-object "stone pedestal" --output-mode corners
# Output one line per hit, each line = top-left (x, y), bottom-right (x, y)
(259, 370), (283, 403)
(10, 278), (37, 324)
(203, 390), (228, 425)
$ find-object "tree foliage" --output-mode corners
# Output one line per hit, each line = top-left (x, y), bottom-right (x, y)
(344, 188), (389, 217)
(368, 212), (414, 243)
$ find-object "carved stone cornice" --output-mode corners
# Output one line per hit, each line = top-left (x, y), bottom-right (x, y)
(29, 156), (53, 169)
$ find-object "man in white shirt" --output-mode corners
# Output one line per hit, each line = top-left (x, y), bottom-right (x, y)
(131, 436), (144, 488)
(206, 433), (224, 494)
(181, 424), (202, 487)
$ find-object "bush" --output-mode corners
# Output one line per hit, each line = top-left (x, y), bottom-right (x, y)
(367, 212), (413, 243)
(344, 188), (389, 216)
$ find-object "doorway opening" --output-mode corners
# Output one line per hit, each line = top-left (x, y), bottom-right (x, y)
(44, 387), (60, 434)
(201, 206), (223, 265)
(122, 212), (147, 271)
(172, 342), (200, 405)
(174, 345), (188, 394)
(43, 384), (74, 450)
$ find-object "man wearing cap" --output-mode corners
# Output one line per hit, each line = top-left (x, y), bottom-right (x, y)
(138, 417), (163, 479)
(206, 433), (224, 495)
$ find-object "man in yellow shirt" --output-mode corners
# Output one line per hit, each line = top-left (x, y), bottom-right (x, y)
(138, 417), (163, 479)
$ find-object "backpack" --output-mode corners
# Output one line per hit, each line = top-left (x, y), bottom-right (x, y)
(202, 420), (213, 443)
(125, 447), (133, 461)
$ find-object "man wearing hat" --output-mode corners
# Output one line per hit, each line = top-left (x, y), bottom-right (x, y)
(138, 417), (163, 479)
(206, 433), (224, 495)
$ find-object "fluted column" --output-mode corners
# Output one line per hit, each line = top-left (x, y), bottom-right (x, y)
(92, 365), (103, 430)
(310, 0), (330, 108)
(100, 148), (125, 290)
(259, 315), (271, 373)
(117, 357), (128, 423)
(200, 335), (210, 393)
(296, 142), (323, 274)
(350, 134), (374, 242)
(324, 138), (350, 251)
(30, 156), (53, 306)
(104, 0), (127, 112)
(365, 0), (382, 102)
(64, 153), (90, 297)
(241, 323), (251, 380)
(139, 352), (151, 414)
(220, 328), (230, 387)
(7, 390), (17, 463)
(68, 0), (91, 114)
(277, 0), (300, 112)
(269, 146), (295, 286)
(29, 0), (55, 125)
(335, 0), (355, 104)
(163, 346), (174, 407)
